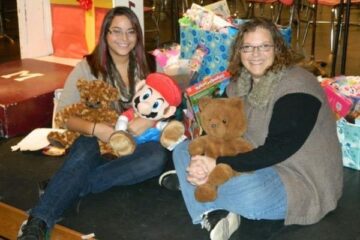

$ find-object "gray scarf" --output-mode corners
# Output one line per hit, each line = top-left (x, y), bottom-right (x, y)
(227, 68), (285, 109)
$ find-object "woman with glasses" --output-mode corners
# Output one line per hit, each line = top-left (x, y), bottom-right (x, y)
(171, 17), (343, 240)
(18, 6), (169, 240)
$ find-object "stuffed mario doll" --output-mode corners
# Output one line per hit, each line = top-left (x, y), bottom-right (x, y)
(109, 72), (186, 157)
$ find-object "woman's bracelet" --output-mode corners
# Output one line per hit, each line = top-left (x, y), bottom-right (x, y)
(91, 122), (97, 136)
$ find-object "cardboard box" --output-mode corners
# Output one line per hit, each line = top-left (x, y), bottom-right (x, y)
(0, 59), (73, 138)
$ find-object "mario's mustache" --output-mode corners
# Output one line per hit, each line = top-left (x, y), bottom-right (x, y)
(133, 96), (159, 119)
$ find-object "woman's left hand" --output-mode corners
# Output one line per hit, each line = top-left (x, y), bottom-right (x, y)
(186, 155), (217, 186)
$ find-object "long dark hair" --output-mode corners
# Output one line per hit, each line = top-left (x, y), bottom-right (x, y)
(85, 6), (149, 111)
(227, 17), (295, 78)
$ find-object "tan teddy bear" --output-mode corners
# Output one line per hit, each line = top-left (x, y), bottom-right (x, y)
(188, 97), (253, 202)
(47, 78), (120, 157)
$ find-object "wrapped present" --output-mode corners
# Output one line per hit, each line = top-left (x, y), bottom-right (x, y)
(337, 118), (360, 170)
(50, 0), (113, 58)
(321, 76), (360, 117)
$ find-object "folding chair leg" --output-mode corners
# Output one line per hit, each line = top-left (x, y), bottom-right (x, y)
(274, 4), (283, 24)
(246, 2), (255, 18)
(302, 5), (314, 46)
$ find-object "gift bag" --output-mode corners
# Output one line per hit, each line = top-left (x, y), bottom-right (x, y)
(180, 24), (237, 83)
(179, 19), (292, 83)
(337, 118), (360, 170)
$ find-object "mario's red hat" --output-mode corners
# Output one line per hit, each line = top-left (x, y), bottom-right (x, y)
(145, 73), (182, 107)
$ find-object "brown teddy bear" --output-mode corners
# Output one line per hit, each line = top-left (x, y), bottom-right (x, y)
(188, 97), (253, 202)
(47, 78), (120, 157)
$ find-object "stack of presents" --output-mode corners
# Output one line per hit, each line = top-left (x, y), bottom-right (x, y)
(320, 76), (360, 170)
(1, 0), (359, 171)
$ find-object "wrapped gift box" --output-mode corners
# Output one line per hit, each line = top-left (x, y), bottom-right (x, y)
(321, 76), (360, 117)
(50, 0), (112, 58)
(0, 59), (73, 138)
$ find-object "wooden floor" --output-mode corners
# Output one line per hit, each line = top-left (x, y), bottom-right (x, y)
(1, 1), (360, 240)
(0, 202), (96, 240)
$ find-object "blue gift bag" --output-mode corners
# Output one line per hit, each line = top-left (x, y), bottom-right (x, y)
(180, 26), (237, 83)
(337, 118), (360, 170)
(180, 19), (292, 83)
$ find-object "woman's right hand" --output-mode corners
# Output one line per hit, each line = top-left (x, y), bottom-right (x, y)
(66, 117), (115, 143)
(186, 155), (217, 186)
(186, 158), (209, 186)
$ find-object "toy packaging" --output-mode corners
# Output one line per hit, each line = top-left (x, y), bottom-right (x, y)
(188, 44), (209, 85)
(184, 71), (231, 138)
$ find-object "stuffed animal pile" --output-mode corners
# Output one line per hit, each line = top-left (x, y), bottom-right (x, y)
(188, 97), (253, 202)
(48, 75), (186, 158)
(47, 78), (120, 157)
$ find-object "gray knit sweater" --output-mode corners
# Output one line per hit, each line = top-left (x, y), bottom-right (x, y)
(226, 66), (343, 225)
(56, 59), (98, 113)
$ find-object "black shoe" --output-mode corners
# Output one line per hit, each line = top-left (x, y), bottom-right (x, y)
(202, 210), (241, 240)
(158, 170), (180, 191)
(38, 179), (50, 198)
(17, 216), (49, 240)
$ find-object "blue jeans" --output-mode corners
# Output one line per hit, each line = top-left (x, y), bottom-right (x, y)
(173, 141), (287, 224)
(30, 135), (168, 228)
